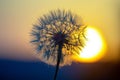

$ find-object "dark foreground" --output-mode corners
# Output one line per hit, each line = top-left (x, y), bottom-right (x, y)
(0, 58), (120, 80)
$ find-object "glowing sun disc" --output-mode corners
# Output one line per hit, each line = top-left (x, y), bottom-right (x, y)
(75, 26), (107, 63)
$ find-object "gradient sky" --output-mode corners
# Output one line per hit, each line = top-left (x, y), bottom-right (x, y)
(0, 0), (119, 62)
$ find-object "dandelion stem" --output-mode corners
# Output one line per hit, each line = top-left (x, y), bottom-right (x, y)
(54, 43), (63, 80)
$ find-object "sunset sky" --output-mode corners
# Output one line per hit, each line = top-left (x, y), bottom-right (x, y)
(0, 0), (119, 62)
(0, 0), (120, 80)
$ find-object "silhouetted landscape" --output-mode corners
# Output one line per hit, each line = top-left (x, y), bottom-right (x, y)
(0, 58), (119, 80)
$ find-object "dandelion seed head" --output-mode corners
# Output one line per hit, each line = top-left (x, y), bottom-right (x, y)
(31, 9), (86, 66)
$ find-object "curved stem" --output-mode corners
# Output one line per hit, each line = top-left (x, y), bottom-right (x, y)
(54, 44), (62, 80)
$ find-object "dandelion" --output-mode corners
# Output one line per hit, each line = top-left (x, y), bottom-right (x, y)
(31, 9), (86, 80)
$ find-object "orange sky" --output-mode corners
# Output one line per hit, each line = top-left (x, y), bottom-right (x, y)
(0, 0), (119, 62)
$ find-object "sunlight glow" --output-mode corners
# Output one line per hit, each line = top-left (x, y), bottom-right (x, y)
(73, 26), (107, 63)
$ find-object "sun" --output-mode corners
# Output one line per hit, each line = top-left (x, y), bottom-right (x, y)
(73, 26), (107, 63)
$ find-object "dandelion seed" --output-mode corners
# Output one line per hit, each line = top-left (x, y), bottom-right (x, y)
(31, 9), (86, 80)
